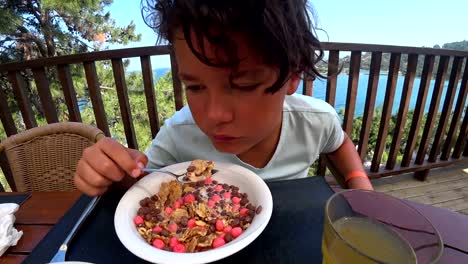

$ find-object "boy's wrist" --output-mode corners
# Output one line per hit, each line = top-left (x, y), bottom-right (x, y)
(347, 176), (374, 190)
(344, 170), (368, 182)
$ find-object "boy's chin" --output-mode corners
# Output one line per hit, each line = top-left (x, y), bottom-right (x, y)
(211, 142), (245, 155)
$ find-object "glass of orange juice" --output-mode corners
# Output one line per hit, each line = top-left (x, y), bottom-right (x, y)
(322, 189), (443, 264)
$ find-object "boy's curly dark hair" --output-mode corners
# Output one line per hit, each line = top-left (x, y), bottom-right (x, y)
(141, 0), (324, 93)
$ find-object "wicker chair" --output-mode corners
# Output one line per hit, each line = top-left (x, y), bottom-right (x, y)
(0, 122), (105, 192)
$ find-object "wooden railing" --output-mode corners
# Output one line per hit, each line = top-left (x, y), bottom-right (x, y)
(0, 42), (467, 181)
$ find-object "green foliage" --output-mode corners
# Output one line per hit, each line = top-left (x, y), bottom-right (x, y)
(442, 40), (468, 51)
(0, 0), (141, 144)
(348, 107), (440, 165)
(0, 0), (141, 61)
(77, 67), (177, 152)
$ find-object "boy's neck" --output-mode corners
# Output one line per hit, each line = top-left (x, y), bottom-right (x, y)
(236, 122), (282, 169)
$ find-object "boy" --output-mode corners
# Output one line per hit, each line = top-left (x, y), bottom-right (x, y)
(74, 0), (373, 196)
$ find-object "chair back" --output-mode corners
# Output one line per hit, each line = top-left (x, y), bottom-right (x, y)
(0, 122), (104, 192)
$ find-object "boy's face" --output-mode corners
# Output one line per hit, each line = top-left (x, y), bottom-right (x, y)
(173, 32), (298, 158)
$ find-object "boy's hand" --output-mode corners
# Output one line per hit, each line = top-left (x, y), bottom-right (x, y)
(74, 137), (148, 196)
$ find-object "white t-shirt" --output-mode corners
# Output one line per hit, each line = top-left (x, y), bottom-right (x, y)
(146, 94), (344, 181)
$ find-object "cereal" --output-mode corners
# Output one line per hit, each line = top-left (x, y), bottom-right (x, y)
(186, 159), (215, 182)
(135, 161), (259, 253)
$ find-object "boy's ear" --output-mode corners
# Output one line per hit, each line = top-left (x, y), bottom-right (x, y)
(286, 72), (300, 95)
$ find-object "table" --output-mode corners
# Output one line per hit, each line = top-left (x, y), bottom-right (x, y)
(3, 177), (468, 263)
(0, 191), (81, 264)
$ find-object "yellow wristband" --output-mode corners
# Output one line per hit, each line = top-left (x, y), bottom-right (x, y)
(345, 171), (369, 182)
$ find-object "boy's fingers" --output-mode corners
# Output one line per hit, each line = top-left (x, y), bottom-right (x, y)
(82, 147), (126, 182)
(74, 171), (108, 196)
(78, 160), (114, 188)
(128, 148), (148, 168)
(97, 138), (141, 177)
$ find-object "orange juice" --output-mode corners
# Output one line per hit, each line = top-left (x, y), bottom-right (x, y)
(322, 216), (417, 264)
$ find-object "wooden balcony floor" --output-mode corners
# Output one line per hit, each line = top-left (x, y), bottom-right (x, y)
(372, 163), (468, 216)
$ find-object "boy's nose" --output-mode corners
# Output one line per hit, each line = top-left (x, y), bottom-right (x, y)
(206, 93), (234, 124)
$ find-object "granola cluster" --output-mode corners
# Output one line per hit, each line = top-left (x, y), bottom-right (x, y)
(134, 163), (262, 253)
(185, 159), (214, 182)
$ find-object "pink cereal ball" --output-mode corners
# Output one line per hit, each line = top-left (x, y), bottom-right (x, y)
(215, 185), (223, 192)
(232, 197), (241, 204)
(224, 225), (232, 233)
(169, 237), (179, 247)
(205, 177), (213, 184)
(231, 227), (243, 238)
(184, 194), (195, 203)
(207, 200), (216, 207)
(165, 207), (173, 215)
(153, 226), (163, 232)
(173, 243), (186, 253)
(212, 194), (221, 202)
(168, 223), (178, 233)
(212, 237), (226, 248)
(134, 215), (144, 225)
(223, 192), (231, 199)
(188, 218), (196, 228)
(152, 239), (165, 249)
(240, 208), (249, 216)
(215, 219), (224, 231)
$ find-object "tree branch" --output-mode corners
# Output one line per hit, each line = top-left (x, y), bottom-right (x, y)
(27, 1), (42, 23)
(15, 26), (48, 57)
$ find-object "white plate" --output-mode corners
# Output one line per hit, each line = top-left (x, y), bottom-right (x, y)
(114, 161), (273, 264)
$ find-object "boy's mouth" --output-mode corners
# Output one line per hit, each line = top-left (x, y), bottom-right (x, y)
(212, 134), (239, 142)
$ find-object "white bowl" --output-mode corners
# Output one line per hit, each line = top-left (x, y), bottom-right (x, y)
(114, 161), (273, 264)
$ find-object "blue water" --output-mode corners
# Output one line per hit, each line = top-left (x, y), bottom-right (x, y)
(78, 70), (465, 116)
(296, 74), (465, 117)
(154, 68), (170, 79)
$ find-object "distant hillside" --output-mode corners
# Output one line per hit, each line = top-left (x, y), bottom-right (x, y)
(154, 41), (467, 77)
(440, 40), (468, 51)
(322, 40), (468, 76)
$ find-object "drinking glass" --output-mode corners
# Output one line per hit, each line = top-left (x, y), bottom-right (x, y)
(322, 189), (443, 264)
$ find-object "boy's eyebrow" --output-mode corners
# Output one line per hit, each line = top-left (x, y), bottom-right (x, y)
(178, 72), (200, 82)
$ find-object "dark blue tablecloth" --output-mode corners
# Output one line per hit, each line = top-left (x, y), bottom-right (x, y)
(0, 193), (31, 205)
(24, 176), (334, 264)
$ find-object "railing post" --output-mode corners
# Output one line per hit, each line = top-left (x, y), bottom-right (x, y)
(371, 53), (401, 172)
(386, 54), (418, 170)
(8, 71), (37, 129)
(0, 85), (17, 137)
(32, 67), (59, 123)
(358, 52), (382, 160)
(342, 51), (361, 135)
(57, 64), (82, 122)
(83, 61), (110, 137)
(141, 56), (160, 138)
(170, 47), (184, 111)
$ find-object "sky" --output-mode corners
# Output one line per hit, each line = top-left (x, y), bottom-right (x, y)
(107, 0), (468, 71)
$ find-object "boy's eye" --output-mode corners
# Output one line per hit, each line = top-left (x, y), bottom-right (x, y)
(231, 83), (261, 91)
(185, 85), (203, 92)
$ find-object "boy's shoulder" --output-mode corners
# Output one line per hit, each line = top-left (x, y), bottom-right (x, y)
(284, 94), (336, 114)
(164, 106), (197, 127)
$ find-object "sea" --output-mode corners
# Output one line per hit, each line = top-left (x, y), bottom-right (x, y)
(79, 69), (465, 117)
(296, 73), (462, 117)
